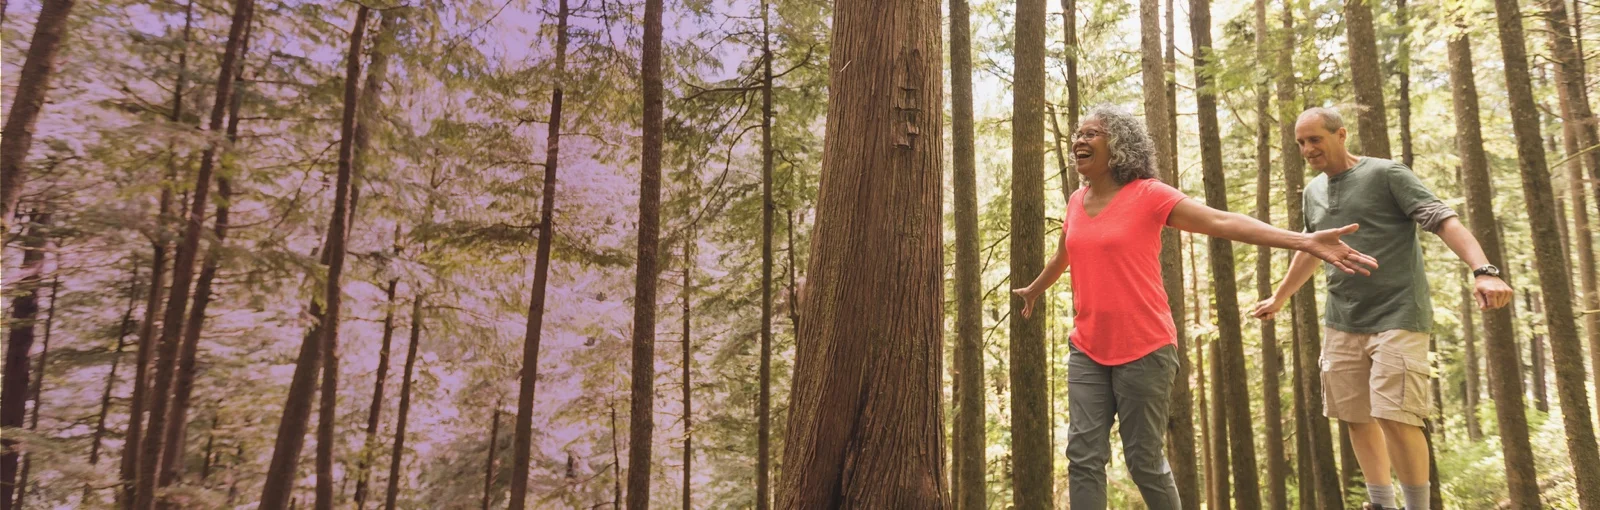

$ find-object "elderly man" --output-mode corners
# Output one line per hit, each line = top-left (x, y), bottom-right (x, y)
(1252, 107), (1513, 510)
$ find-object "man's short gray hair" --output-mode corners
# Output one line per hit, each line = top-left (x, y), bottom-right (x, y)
(1083, 104), (1157, 185)
(1298, 107), (1346, 133)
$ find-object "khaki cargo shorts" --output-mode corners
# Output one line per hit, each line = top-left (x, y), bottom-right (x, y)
(1320, 327), (1432, 427)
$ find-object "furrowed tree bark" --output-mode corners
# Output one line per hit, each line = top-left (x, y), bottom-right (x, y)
(134, 0), (253, 506)
(0, 0), (76, 228)
(1489, 0), (1600, 505)
(773, 0), (948, 506)
(156, 18), (254, 501)
(951, 0), (986, 504)
(1542, 0), (1600, 418)
(627, 0), (665, 506)
(1447, 23), (1541, 510)
(122, 3), (195, 503)
(508, 1), (568, 507)
(383, 295), (424, 510)
(1253, 1), (1286, 506)
(1192, 0), (1263, 506)
(758, 2), (776, 508)
(309, 7), (370, 510)
(1343, 0), (1390, 159)
(354, 274), (399, 510)
(1, 212), (48, 510)
(14, 273), (58, 509)
(1009, 0), (1051, 505)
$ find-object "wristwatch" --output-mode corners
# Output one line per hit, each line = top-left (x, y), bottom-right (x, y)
(1473, 264), (1501, 278)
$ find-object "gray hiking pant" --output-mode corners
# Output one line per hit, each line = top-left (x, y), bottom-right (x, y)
(1066, 343), (1183, 510)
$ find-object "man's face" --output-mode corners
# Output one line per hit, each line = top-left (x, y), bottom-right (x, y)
(1295, 118), (1347, 173)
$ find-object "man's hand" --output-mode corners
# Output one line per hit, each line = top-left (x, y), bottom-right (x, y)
(1475, 275), (1513, 310)
(1303, 223), (1380, 276)
(1250, 296), (1285, 320)
(1012, 286), (1042, 319)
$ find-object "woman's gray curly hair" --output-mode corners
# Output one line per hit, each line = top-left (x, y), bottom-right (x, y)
(1082, 104), (1158, 185)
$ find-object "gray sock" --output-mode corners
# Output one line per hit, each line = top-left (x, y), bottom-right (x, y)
(1402, 483), (1431, 510)
(1368, 483), (1397, 509)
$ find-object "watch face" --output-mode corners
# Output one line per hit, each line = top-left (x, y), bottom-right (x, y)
(1478, 265), (1500, 277)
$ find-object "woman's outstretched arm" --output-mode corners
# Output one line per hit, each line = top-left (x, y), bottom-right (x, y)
(1165, 198), (1378, 276)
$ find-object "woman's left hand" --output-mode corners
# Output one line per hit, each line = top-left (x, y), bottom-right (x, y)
(1303, 224), (1379, 276)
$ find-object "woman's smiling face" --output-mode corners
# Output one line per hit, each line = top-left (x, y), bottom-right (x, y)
(1072, 117), (1111, 178)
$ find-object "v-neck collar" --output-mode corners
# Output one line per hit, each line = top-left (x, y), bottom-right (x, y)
(1081, 182), (1130, 220)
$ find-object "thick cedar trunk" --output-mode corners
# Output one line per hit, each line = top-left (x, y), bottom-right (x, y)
(1446, 26), (1541, 510)
(1395, 0), (1414, 169)
(1529, 291), (1550, 412)
(0, 0), (76, 227)
(483, 408), (500, 510)
(156, 20), (254, 500)
(681, 235), (693, 510)
(1191, 1), (1263, 506)
(1343, 0), (1389, 159)
(353, 277), (398, 510)
(1, 213), (48, 510)
(1490, 0), (1600, 505)
(1461, 271), (1482, 440)
(89, 269), (139, 500)
(951, 0), (985, 505)
(508, 1), (572, 508)
(1009, 0), (1051, 505)
(773, 0), (948, 506)
(508, 2), (568, 508)
(758, 2), (775, 508)
(1252, 1), (1285, 506)
(122, 3), (195, 501)
(1543, 0), (1600, 418)
(626, 0), (665, 507)
(1147, 0), (1197, 504)
(14, 274), (58, 509)
(311, 8), (371, 510)
(383, 295), (424, 510)
(134, 1), (253, 507)
(1209, 340), (1232, 510)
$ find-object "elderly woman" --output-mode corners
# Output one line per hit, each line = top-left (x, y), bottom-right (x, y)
(1012, 105), (1378, 509)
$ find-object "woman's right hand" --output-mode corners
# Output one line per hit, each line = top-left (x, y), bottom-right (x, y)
(1013, 286), (1042, 318)
(1250, 296), (1284, 320)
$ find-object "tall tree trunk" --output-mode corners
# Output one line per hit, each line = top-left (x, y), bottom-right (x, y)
(1209, 340), (1232, 510)
(1061, 0), (1080, 193)
(1395, 0), (1414, 169)
(1446, 23), (1542, 510)
(88, 267), (139, 501)
(1343, 0), (1389, 159)
(1146, 0), (1197, 504)
(627, 0), (666, 507)
(310, 8), (371, 510)
(951, 0), (985, 504)
(1490, 0), (1600, 505)
(1049, 106), (1073, 203)
(1198, 332), (1214, 510)
(1192, 0), (1263, 506)
(1461, 271), (1482, 440)
(507, 1), (569, 508)
(1338, 424), (1358, 496)
(1008, 0), (1051, 505)
(121, 3), (196, 502)
(354, 276), (398, 510)
(0, 0), (76, 227)
(1543, 0), (1600, 418)
(1528, 291), (1550, 412)
(1291, 308), (1315, 509)
(483, 407), (500, 510)
(13, 273), (58, 509)
(1, 212), (48, 510)
(611, 400), (621, 510)
(757, 2), (776, 508)
(133, 1), (253, 507)
(681, 234), (694, 510)
(156, 18), (255, 501)
(774, 0), (948, 506)
(383, 295), (424, 510)
(1252, 1), (1286, 507)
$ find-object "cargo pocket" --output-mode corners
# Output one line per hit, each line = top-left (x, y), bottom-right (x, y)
(1320, 357), (1369, 420)
(1401, 356), (1433, 416)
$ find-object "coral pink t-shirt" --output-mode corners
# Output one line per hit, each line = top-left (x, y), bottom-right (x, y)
(1065, 178), (1189, 365)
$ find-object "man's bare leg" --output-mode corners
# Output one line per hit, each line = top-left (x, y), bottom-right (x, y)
(1379, 418), (1430, 509)
(1346, 420), (1397, 508)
